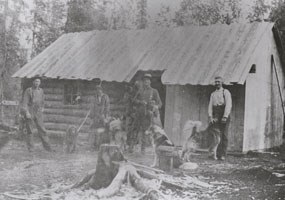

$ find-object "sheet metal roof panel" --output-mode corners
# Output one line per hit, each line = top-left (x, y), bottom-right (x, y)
(161, 22), (274, 85)
(13, 22), (274, 85)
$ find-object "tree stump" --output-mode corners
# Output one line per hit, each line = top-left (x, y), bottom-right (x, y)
(72, 144), (161, 199)
(88, 144), (125, 189)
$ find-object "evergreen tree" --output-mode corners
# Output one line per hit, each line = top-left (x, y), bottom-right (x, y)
(270, 0), (285, 48)
(0, 0), (28, 101)
(173, 0), (242, 26)
(31, 0), (67, 56)
(136, 0), (148, 29)
(64, 0), (107, 32)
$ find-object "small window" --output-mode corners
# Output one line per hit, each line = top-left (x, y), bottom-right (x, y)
(249, 64), (256, 73)
(64, 82), (81, 105)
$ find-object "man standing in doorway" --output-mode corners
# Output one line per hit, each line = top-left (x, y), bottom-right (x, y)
(90, 85), (110, 150)
(208, 76), (232, 161)
(133, 74), (162, 154)
(21, 78), (53, 152)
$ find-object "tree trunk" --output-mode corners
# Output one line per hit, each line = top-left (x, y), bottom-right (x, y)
(71, 144), (125, 190)
(88, 144), (126, 189)
(72, 144), (162, 199)
(96, 163), (128, 198)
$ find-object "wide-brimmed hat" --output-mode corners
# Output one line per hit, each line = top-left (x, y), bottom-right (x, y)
(143, 73), (152, 80)
(32, 76), (42, 82)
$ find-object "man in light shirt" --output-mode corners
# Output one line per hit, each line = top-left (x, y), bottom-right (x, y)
(208, 76), (232, 161)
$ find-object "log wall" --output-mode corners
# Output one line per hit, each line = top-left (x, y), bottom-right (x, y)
(33, 79), (127, 140)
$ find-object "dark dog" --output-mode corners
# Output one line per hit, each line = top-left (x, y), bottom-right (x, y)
(181, 120), (221, 161)
(65, 125), (79, 153)
(145, 124), (174, 167)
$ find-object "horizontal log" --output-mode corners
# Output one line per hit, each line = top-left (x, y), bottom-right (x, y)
(44, 114), (92, 125)
(45, 122), (91, 133)
(44, 108), (89, 117)
(45, 101), (91, 110)
(47, 130), (90, 139)
(137, 170), (186, 191)
(43, 87), (63, 95)
(44, 101), (125, 112)
(45, 94), (64, 101)
(81, 91), (124, 101)
(42, 80), (64, 87)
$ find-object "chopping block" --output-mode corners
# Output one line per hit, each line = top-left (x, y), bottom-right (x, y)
(157, 145), (182, 171)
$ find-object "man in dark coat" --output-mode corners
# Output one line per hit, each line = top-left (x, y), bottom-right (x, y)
(133, 74), (162, 153)
(21, 78), (52, 152)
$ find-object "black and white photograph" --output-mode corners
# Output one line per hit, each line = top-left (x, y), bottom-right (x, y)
(0, 0), (285, 199)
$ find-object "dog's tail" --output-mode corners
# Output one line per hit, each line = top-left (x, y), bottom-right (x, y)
(182, 120), (202, 137)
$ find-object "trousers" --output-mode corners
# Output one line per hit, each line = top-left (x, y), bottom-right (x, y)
(211, 105), (230, 157)
(24, 112), (52, 151)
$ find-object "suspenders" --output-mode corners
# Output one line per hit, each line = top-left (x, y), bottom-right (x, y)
(223, 89), (226, 105)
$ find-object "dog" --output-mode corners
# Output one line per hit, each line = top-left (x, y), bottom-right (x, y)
(65, 125), (79, 153)
(181, 120), (221, 161)
(145, 124), (174, 167)
(109, 117), (127, 151)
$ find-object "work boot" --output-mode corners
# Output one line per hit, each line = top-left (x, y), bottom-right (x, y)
(208, 152), (217, 160)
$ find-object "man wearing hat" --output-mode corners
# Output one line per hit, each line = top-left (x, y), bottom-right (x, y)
(133, 73), (162, 153)
(90, 84), (110, 150)
(21, 77), (53, 152)
(208, 76), (232, 160)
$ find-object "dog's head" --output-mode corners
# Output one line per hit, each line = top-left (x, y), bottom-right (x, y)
(109, 118), (123, 132)
(145, 124), (163, 138)
(145, 125), (173, 146)
(66, 125), (78, 137)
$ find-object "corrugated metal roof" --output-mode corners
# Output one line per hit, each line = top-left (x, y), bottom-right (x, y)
(13, 22), (274, 84)
(161, 22), (274, 85)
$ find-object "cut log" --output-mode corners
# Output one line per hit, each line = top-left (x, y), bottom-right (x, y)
(126, 161), (164, 174)
(137, 170), (186, 190)
(138, 169), (212, 189)
(128, 165), (161, 200)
